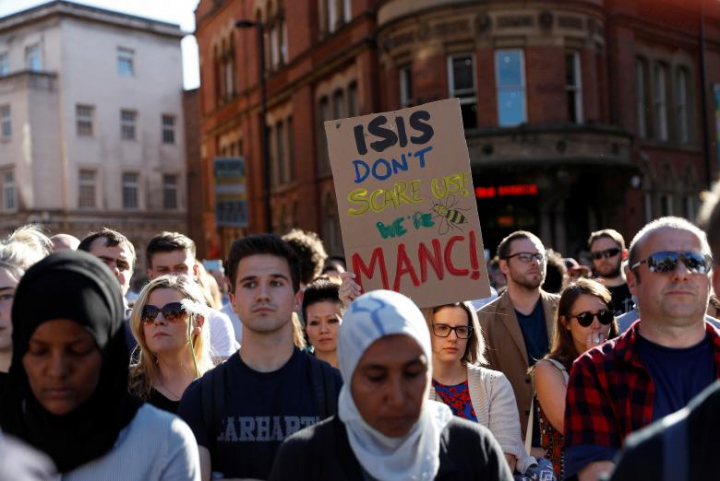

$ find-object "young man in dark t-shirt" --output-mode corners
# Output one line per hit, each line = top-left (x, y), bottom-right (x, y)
(589, 229), (633, 315)
(178, 234), (342, 480)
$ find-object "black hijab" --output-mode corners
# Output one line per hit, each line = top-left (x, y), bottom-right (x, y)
(0, 250), (142, 473)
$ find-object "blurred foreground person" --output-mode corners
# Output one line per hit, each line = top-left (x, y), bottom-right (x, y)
(531, 279), (618, 479)
(0, 433), (56, 481)
(50, 233), (79, 251)
(0, 251), (199, 479)
(302, 277), (343, 368)
(129, 275), (214, 413)
(269, 290), (513, 481)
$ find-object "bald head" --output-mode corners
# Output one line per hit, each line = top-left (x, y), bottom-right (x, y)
(50, 234), (80, 251)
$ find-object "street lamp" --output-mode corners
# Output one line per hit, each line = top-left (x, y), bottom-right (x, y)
(236, 19), (272, 233)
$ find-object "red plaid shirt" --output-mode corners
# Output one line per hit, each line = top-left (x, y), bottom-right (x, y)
(564, 321), (720, 450)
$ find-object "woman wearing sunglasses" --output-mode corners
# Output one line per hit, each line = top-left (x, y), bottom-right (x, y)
(129, 275), (214, 413)
(0, 251), (200, 479)
(531, 279), (618, 479)
(427, 301), (537, 476)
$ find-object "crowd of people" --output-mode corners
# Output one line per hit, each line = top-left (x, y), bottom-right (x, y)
(2, 183), (720, 480)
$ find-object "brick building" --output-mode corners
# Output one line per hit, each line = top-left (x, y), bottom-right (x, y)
(193, 0), (720, 259)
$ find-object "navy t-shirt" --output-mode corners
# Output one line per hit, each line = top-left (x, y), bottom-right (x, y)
(516, 300), (549, 446)
(178, 347), (342, 480)
(638, 333), (714, 420)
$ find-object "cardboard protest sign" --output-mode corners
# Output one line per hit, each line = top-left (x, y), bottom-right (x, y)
(325, 98), (490, 308)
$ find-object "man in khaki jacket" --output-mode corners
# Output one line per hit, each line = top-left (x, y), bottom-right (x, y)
(477, 231), (559, 453)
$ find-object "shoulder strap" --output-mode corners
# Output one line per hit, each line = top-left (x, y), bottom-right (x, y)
(663, 413), (687, 481)
(546, 358), (570, 384)
(309, 356), (338, 419)
(201, 366), (226, 457)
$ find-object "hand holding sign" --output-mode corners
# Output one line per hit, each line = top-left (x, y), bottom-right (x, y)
(325, 99), (490, 308)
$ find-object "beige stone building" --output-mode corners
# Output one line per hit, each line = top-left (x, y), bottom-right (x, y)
(0, 1), (188, 271)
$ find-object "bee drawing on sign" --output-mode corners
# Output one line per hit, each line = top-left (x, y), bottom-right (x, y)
(429, 195), (469, 235)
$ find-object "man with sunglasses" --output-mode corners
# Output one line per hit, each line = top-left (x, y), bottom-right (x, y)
(588, 229), (633, 315)
(564, 217), (720, 481)
(477, 230), (559, 455)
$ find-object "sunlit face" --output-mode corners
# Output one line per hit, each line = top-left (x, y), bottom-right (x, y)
(0, 267), (20, 353)
(23, 319), (102, 415)
(305, 301), (342, 354)
(351, 335), (429, 438)
(148, 250), (197, 279)
(88, 237), (134, 296)
(563, 294), (613, 355)
(500, 237), (546, 290)
(430, 306), (469, 364)
(142, 288), (194, 356)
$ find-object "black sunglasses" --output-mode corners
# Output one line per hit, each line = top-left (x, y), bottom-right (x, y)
(432, 323), (474, 339)
(571, 310), (614, 328)
(141, 302), (187, 324)
(590, 248), (621, 260)
(631, 251), (712, 275)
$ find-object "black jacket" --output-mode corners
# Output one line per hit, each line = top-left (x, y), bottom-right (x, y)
(269, 414), (514, 481)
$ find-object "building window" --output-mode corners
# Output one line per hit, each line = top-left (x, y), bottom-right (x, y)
(348, 82), (358, 117)
(2, 171), (15, 212)
(0, 105), (10, 140)
(660, 194), (673, 216)
(270, 24), (280, 69)
(122, 172), (139, 210)
(162, 115), (176, 144)
(333, 89), (346, 120)
(76, 105), (94, 137)
(327, 0), (338, 33)
(120, 110), (137, 140)
(117, 48), (134, 77)
(565, 52), (583, 123)
(317, 96), (331, 174)
(287, 116), (295, 181)
(343, 0), (352, 23)
(0, 53), (8, 76)
(163, 174), (178, 210)
(495, 50), (526, 127)
(448, 54), (478, 129)
(636, 59), (650, 138)
(683, 195), (695, 220)
(653, 63), (669, 141)
(276, 121), (286, 185)
(676, 67), (690, 144)
(400, 66), (413, 108)
(78, 170), (97, 209)
(25, 45), (41, 71)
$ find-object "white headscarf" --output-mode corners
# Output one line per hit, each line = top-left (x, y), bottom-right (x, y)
(337, 290), (453, 481)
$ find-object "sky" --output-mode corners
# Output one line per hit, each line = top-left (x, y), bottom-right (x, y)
(0, 0), (201, 89)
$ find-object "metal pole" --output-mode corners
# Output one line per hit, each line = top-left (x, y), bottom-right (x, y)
(257, 24), (272, 232)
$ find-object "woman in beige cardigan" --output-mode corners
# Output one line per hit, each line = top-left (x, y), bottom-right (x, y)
(427, 301), (536, 475)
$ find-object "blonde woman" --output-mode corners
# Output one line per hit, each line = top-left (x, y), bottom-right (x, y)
(129, 275), (214, 413)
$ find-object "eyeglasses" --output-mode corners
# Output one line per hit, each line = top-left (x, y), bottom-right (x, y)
(503, 252), (545, 263)
(631, 251), (712, 275)
(571, 310), (614, 328)
(432, 323), (473, 339)
(590, 248), (621, 260)
(141, 302), (187, 324)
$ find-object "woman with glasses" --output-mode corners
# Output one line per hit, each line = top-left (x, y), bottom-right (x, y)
(0, 251), (200, 479)
(428, 301), (537, 475)
(531, 278), (618, 479)
(129, 275), (214, 413)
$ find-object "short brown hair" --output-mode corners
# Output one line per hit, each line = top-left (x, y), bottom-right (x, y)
(428, 302), (487, 366)
(226, 234), (301, 293)
(588, 229), (625, 251)
(146, 232), (195, 268)
(546, 278), (619, 368)
(78, 228), (136, 269)
(497, 230), (543, 260)
(282, 229), (327, 285)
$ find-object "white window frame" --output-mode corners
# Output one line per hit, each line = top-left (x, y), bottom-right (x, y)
(636, 60), (648, 138)
(676, 67), (690, 144)
(343, 0), (352, 23)
(163, 174), (179, 210)
(566, 52), (583, 123)
(447, 53), (478, 128)
(120, 109), (137, 141)
(25, 44), (41, 71)
(400, 65), (413, 108)
(2, 170), (15, 212)
(78, 170), (97, 209)
(327, 0), (338, 33)
(122, 172), (139, 210)
(0, 53), (8, 76)
(495, 49), (527, 127)
(162, 115), (176, 144)
(0, 105), (10, 140)
(117, 47), (134, 77)
(270, 25), (280, 69)
(653, 63), (669, 141)
(76, 104), (94, 137)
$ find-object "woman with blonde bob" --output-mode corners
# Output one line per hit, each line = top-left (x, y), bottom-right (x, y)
(427, 301), (538, 475)
(129, 275), (214, 413)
